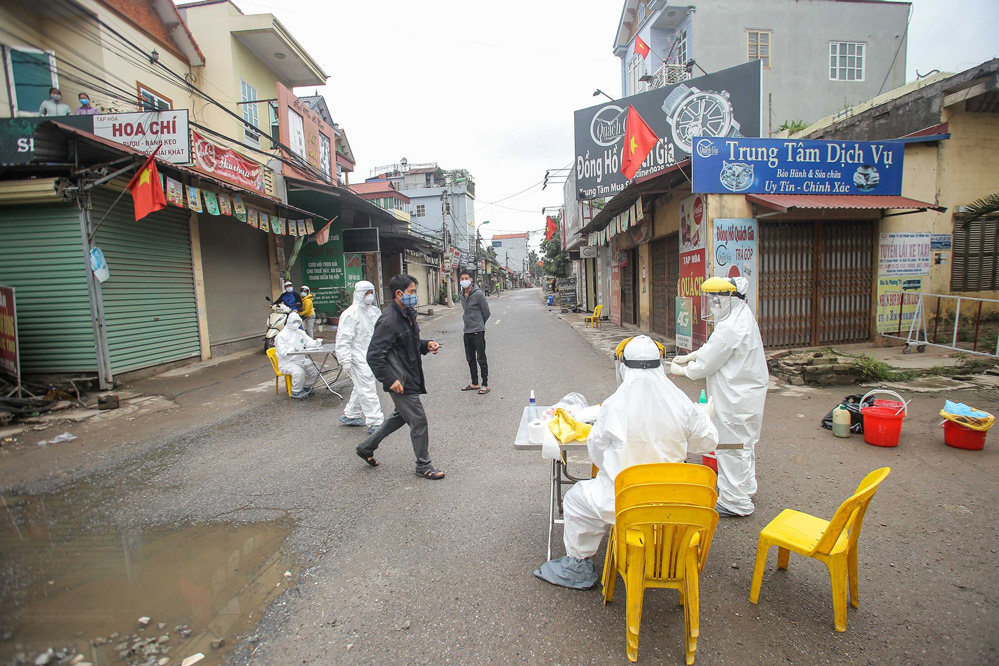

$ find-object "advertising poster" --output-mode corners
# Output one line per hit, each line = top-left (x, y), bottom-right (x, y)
(302, 220), (351, 312)
(712, 219), (758, 312)
(679, 194), (705, 253)
(191, 130), (266, 193)
(0, 286), (19, 380)
(678, 249), (707, 350)
(573, 61), (761, 199)
(692, 137), (904, 196)
(675, 296), (692, 350)
(877, 233), (931, 334)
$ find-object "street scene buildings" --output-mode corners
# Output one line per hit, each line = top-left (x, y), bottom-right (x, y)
(0, 0), (997, 665)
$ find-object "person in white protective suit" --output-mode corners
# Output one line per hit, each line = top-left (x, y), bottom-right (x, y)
(274, 311), (322, 399)
(335, 281), (385, 434)
(534, 335), (719, 589)
(670, 276), (769, 517)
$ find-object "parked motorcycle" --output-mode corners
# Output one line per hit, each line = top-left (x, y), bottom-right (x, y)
(264, 297), (292, 351)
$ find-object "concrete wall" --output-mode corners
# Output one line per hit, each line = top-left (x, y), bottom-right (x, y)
(621, 0), (909, 127)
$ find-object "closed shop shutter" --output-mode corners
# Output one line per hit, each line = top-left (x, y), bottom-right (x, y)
(90, 189), (201, 373)
(0, 204), (97, 374)
(651, 238), (668, 336)
(666, 235), (679, 338)
(622, 250), (636, 326)
(200, 215), (272, 346)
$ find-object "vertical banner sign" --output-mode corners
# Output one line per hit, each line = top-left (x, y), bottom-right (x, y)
(678, 194), (707, 350)
(877, 232), (931, 334)
(675, 296), (692, 350)
(712, 219), (758, 312)
(303, 219), (351, 312)
(0, 286), (19, 383)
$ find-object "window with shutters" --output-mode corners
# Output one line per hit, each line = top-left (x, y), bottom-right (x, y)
(952, 216), (999, 292)
(138, 83), (172, 111)
(747, 30), (772, 69)
(4, 46), (58, 115)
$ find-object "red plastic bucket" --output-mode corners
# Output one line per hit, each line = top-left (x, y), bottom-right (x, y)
(862, 405), (905, 447)
(701, 452), (718, 472)
(943, 420), (988, 450)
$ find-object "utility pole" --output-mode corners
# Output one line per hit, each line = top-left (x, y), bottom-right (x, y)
(441, 189), (453, 306)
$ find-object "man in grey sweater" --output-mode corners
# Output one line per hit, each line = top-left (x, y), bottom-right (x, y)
(459, 269), (491, 394)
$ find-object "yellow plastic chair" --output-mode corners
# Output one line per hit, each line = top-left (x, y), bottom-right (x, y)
(606, 504), (719, 664)
(615, 462), (718, 495)
(585, 304), (604, 328)
(749, 467), (891, 632)
(266, 347), (293, 397)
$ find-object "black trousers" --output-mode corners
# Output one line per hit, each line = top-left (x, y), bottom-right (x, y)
(463, 331), (488, 386)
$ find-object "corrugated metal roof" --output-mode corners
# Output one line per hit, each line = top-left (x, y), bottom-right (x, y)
(747, 194), (945, 213)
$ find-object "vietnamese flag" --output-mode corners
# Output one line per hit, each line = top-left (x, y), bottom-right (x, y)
(545, 215), (557, 241)
(620, 105), (658, 180)
(634, 35), (650, 59)
(126, 146), (166, 221)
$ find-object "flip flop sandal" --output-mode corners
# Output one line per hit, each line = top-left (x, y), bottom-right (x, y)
(355, 448), (379, 467)
(478, 387), (491, 394)
(416, 467), (445, 480)
(461, 384), (480, 391)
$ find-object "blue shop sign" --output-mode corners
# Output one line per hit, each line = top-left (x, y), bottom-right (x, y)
(692, 137), (904, 196)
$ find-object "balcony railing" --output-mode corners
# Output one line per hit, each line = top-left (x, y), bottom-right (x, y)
(649, 63), (690, 89)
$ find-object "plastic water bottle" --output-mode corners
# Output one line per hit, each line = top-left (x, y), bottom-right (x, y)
(529, 390), (537, 421)
(699, 389), (707, 404)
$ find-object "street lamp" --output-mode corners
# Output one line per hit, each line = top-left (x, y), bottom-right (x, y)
(592, 89), (615, 101)
(474, 220), (490, 277)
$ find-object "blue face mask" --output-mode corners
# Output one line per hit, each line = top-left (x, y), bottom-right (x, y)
(400, 293), (418, 308)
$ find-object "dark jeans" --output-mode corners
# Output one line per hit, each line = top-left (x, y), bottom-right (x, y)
(463, 331), (488, 386)
(357, 392), (431, 472)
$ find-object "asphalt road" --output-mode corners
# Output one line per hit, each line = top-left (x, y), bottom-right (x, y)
(3, 288), (998, 665)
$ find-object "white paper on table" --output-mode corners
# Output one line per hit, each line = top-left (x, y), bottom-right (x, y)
(541, 423), (562, 459)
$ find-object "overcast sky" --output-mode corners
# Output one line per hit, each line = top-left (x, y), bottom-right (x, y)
(213, 0), (997, 243)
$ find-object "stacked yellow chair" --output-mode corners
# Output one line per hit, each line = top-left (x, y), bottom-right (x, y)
(749, 467), (891, 632)
(602, 463), (719, 664)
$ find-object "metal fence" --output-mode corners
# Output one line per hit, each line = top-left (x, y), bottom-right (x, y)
(878, 291), (999, 357)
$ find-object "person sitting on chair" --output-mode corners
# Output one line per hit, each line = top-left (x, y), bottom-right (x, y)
(274, 312), (321, 400)
(534, 335), (719, 589)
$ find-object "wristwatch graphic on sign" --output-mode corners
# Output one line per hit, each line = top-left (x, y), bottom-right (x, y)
(662, 84), (742, 155)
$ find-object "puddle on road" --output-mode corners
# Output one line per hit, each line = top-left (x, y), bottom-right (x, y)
(1, 494), (295, 665)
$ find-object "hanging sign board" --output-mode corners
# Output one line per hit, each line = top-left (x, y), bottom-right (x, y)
(191, 130), (265, 192)
(92, 110), (190, 163)
(692, 137), (904, 195)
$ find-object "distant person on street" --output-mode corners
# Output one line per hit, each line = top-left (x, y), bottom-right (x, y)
(355, 274), (445, 480)
(39, 87), (71, 116)
(75, 92), (98, 115)
(274, 312), (321, 400)
(299, 285), (315, 337)
(277, 281), (301, 312)
(458, 269), (491, 395)
(336, 280), (384, 434)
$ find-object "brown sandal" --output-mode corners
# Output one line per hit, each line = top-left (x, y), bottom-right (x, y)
(478, 386), (490, 394)
(461, 384), (480, 391)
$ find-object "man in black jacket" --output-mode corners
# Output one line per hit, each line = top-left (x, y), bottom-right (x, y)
(458, 269), (491, 394)
(356, 274), (445, 480)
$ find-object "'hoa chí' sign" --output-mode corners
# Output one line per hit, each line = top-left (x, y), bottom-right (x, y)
(92, 110), (190, 163)
(692, 137), (904, 196)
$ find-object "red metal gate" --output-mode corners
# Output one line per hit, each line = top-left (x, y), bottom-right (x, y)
(759, 220), (873, 348)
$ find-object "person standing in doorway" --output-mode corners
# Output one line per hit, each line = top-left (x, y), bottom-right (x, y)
(299, 285), (316, 337)
(458, 269), (491, 395)
(356, 274), (445, 480)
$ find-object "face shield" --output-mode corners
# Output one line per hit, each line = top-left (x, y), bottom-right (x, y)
(701, 293), (734, 322)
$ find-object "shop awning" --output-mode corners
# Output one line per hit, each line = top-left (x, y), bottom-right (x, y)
(579, 159), (691, 235)
(746, 193), (946, 214)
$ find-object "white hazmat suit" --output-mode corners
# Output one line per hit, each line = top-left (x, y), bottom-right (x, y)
(274, 312), (321, 398)
(335, 281), (384, 429)
(535, 336), (719, 589)
(674, 276), (769, 516)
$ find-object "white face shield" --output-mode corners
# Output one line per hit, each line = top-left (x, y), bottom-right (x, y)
(701, 293), (734, 322)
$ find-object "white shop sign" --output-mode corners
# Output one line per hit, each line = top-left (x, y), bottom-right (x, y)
(93, 110), (190, 164)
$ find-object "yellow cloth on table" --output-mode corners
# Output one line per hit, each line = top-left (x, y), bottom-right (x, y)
(548, 408), (592, 444)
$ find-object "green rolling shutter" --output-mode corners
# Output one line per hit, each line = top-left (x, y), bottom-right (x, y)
(0, 203), (97, 374)
(90, 188), (201, 374)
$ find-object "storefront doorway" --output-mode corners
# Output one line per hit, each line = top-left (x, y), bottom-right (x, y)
(621, 249), (638, 326)
(651, 234), (679, 338)
(758, 220), (874, 348)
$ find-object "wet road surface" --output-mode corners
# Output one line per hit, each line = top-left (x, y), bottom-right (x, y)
(2, 288), (998, 665)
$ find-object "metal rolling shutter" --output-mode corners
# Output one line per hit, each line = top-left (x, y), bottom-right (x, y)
(0, 203), (97, 374)
(651, 238), (668, 335)
(90, 188), (201, 373)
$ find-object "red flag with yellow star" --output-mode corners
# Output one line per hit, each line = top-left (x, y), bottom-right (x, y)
(634, 35), (650, 59)
(620, 105), (658, 180)
(126, 146), (166, 221)
(545, 215), (557, 241)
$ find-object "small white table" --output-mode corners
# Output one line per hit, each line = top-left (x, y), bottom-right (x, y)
(287, 345), (344, 399)
(514, 406), (592, 561)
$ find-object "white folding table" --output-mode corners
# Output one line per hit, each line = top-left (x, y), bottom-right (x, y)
(286, 344), (344, 399)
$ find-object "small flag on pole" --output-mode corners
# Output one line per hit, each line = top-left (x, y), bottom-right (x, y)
(314, 216), (338, 246)
(620, 105), (658, 180)
(545, 215), (557, 241)
(634, 35), (650, 59)
(126, 145), (166, 221)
